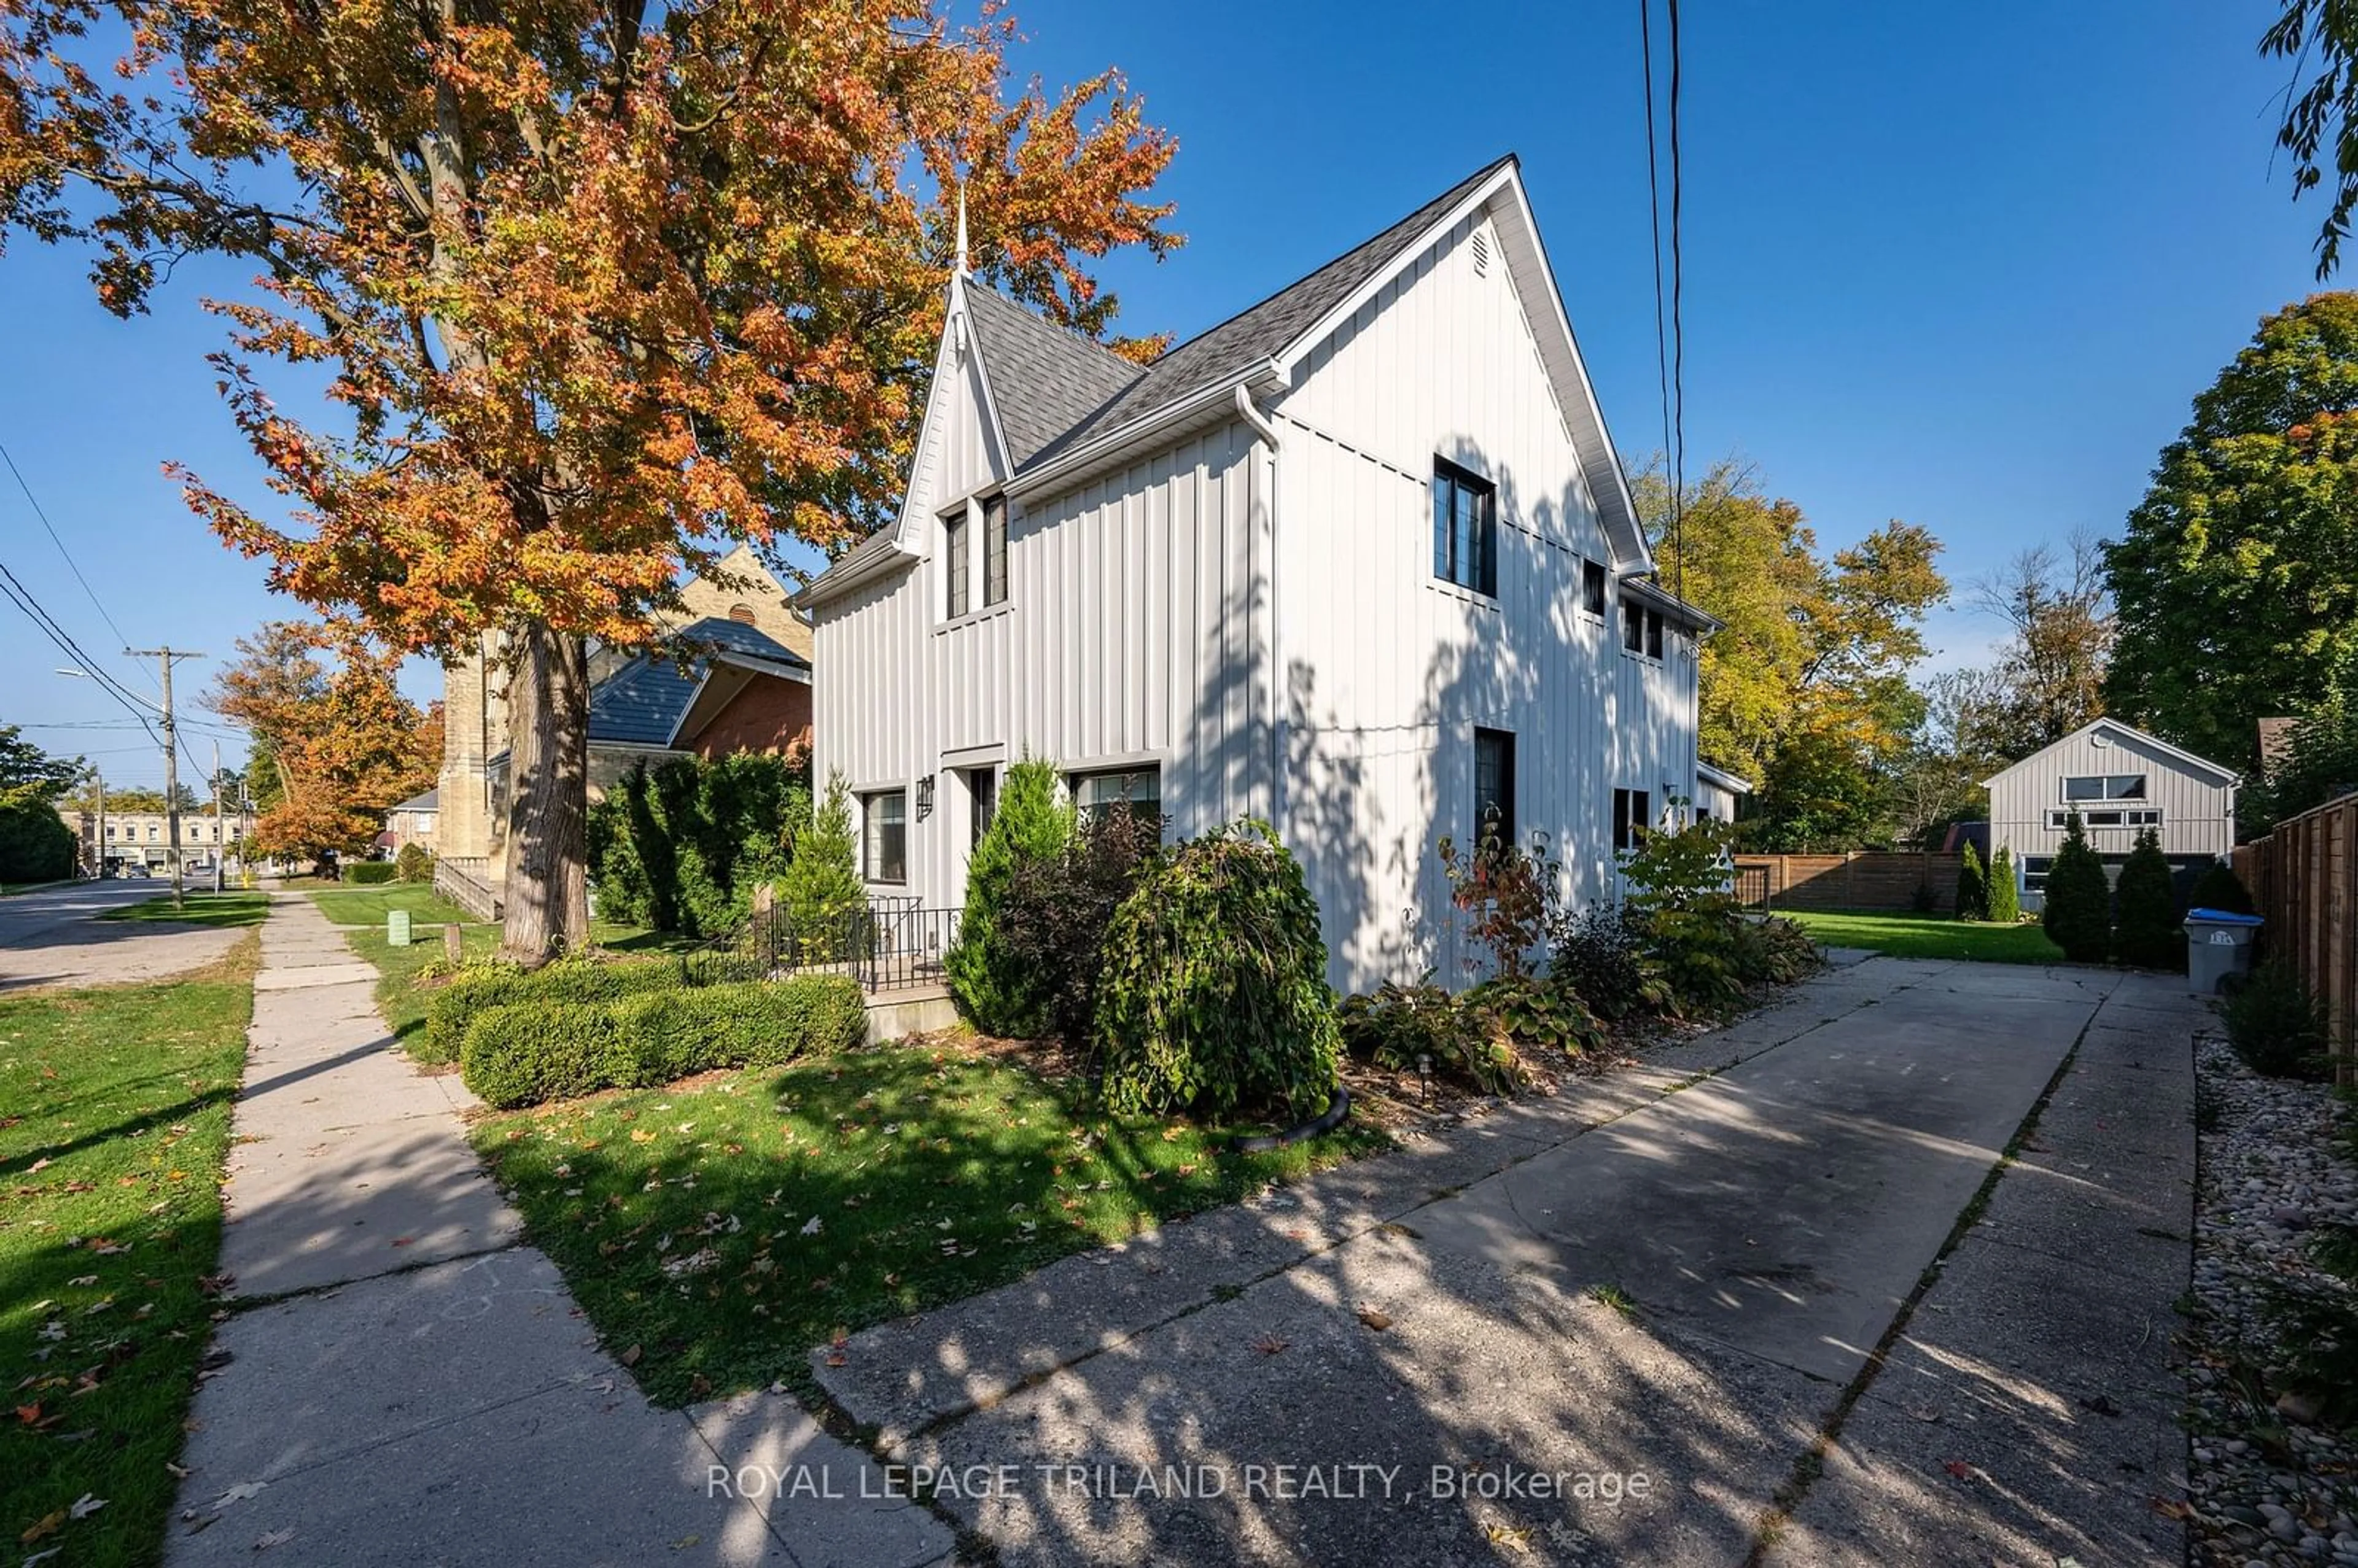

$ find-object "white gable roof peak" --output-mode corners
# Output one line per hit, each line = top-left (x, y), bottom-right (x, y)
(1981, 716), (2241, 790)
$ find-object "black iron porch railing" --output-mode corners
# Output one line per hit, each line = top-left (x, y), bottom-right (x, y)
(744, 898), (960, 994)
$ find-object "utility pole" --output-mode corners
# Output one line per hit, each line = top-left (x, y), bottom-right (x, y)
(211, 739), (225, 895)
(126, 646), (204, 910)
(95, 770), (105, 879)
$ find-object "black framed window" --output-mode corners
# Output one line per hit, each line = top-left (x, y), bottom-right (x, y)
(1071, 767), (1161, 836)
(1646, 609), (1665, 659)
(2062, 774), (2147, 801)
(982, 495), (1008, 607)
(1583, 559), (1607, 617)
(969, 766), (997, 848)
(943, 510), (970, 619)
(1474, 728), (1516, 849)
(1622, 600), (1644, 652)
(862, 790), (907, 883)
(1613, 787), (1653, 852)
(1431, 459), (1497, 596)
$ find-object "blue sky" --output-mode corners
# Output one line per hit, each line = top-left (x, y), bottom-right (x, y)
(0, 1), (2325, 788)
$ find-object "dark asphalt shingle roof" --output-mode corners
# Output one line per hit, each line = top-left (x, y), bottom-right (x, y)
(390, 789), (438, 813)
(1021, 155), (1514, 470)
(586, 617), (804, 747)
(803, 156), (1519, 602)
(962, 286), (1144, 468)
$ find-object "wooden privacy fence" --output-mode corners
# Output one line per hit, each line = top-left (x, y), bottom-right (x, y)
(1733, 852), (1961, 914)
(2233, 790), (2356, 1085)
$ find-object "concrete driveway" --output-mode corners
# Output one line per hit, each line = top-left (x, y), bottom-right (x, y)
(0, 877), (244, 991)
(805, 955), (2201, 1567)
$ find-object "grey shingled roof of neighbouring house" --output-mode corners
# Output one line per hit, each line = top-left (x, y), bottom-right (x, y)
(586, 618), (807, 748)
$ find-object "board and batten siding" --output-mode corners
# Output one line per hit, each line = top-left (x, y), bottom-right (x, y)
(811, 405), (1273, 912)
(1270, 211), (1697, 992)
(1986, 723), (2236, 867)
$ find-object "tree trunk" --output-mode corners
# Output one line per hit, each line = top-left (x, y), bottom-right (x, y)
(499, 621), (591, 963)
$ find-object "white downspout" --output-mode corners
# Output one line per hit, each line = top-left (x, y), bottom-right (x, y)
(1235, 386), (1283, 826)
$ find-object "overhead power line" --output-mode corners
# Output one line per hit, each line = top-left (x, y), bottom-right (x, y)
(0, 441), (153, 692)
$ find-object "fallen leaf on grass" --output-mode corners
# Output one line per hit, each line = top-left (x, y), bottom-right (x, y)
(68, 1496), (104, 1521)
(800, 1216), (822, 1236)
(1942, 1459), (1974, 1481)
(20, 1509), (65, 1544)
(619, 1345), (642, 1367)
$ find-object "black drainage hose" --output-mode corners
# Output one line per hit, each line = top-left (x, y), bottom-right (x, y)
(1228, 1085), (1352, 1154)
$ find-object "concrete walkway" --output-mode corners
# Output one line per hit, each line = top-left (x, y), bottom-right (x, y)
(168, 894), (952, 1567)
(816, 957), (2203, 1566)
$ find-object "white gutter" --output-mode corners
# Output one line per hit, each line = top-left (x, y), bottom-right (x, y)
(1234, 386), (1284, 826)
(1008, 359), (1285, 503)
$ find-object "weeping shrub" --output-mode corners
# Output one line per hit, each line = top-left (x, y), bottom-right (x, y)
(394, 842), (434, 883)
(2112, 828), (2181, 968)
(1095, 822), (1340, 1120)
(944, 758), (1070, 1036)
(1954, 840), (1988, 922)
(1987, 845), (2021, 923)
(2040, 813), (2112, 963)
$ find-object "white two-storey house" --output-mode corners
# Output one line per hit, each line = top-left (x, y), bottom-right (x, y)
(799, 155), (1710, 993)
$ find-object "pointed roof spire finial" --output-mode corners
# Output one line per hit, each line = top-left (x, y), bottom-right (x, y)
(954, 180), (970, 279)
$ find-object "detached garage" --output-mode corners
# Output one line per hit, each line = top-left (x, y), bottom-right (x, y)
(1983, 718), (2240, 912)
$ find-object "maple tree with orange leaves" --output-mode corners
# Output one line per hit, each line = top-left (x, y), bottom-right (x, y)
(0, 0), (1177, 957)
(208, 621), (441, 863)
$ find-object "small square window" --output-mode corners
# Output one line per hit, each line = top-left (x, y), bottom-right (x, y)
(1582, 559), (1607, 617)
(862, 790), (907, 883)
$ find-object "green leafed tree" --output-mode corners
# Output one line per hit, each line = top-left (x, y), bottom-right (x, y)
(945, 757), (1070, 1037)
(1987, 846), (2021, 923)
(2112, 828), (2181, 969)
(1955, 839), (1988, 922)
(776, 772), (864, 959)
(2104, 295), (2358, 769)
(2266, 1), (2358, 277)
(2040, 813), (2112, 964)
(0, 726), (80, 800)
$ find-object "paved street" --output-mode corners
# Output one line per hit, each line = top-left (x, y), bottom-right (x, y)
(820, 956), (2200, 1567)
(0, 876), (242, 991)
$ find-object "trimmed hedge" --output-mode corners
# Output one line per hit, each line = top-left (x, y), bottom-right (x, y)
(346, 860), (399, 885)
(418, 951), (768, 1065)
(459, 974), (866, 1108)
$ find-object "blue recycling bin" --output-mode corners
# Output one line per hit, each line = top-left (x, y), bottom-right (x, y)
(2184, 907), (2263, 995)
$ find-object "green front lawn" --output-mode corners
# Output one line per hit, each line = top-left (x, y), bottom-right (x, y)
(1786, 910), (2066, 964)
(473, 1046), (1381, 1406)
(96, 891), (271, 929)
(0, 939), (257, 1566)
(306, 883), (477, 928)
